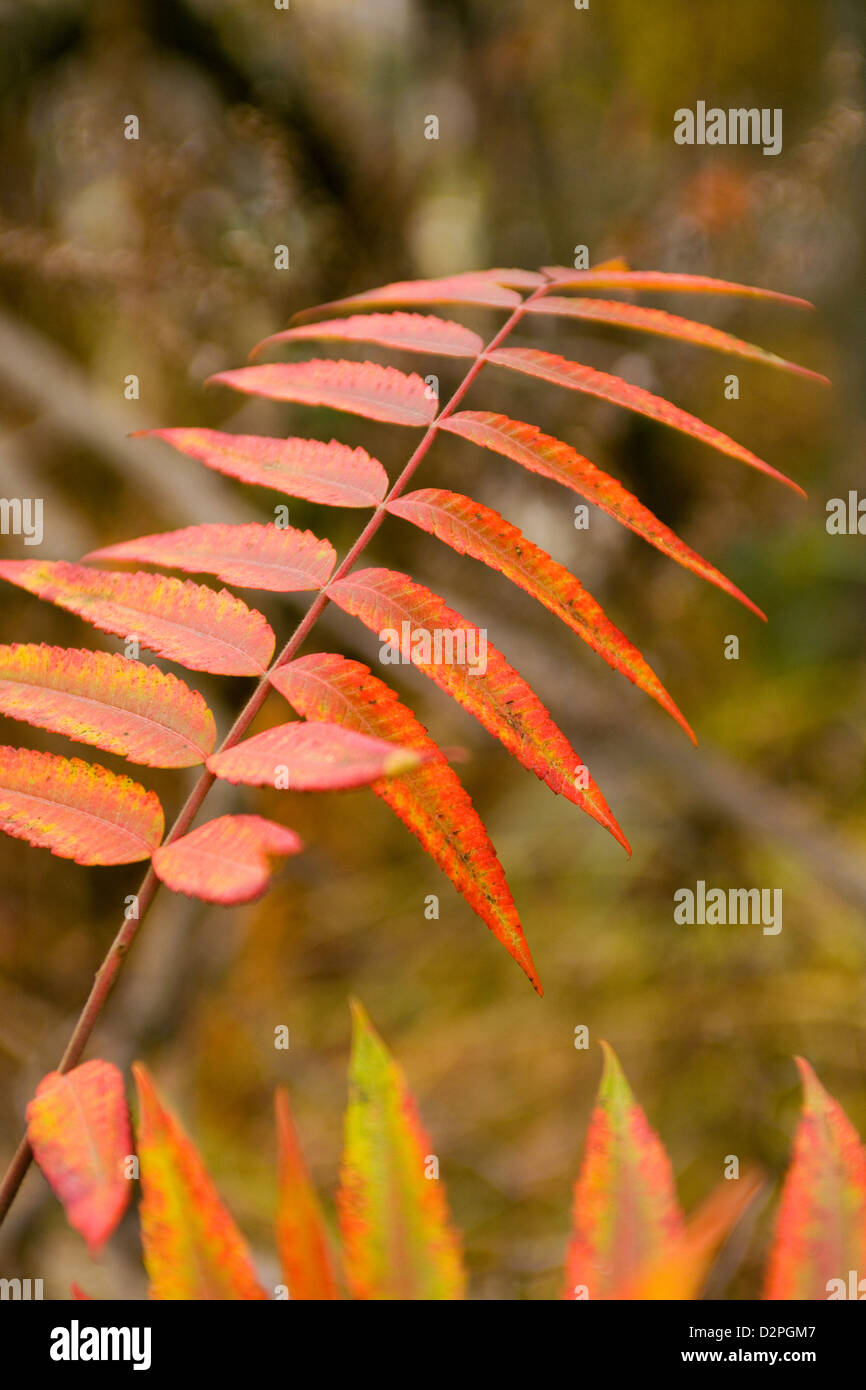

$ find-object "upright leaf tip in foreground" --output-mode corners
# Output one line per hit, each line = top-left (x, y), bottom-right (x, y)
(275, 1088), (340, 1300)
(132, 1063), (268, 1300)
(564, 1041), (683, 1299)
(338, 1000), (466, 1300)
(763, 1057), (866, 1300)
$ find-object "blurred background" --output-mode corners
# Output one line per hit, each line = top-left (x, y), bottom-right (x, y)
(0, 0), (863, 1299)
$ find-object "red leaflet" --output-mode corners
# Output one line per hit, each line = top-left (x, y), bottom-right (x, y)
(764, 1058), (866, 1300)
(541, 267), (813, 307)
(208, 359), (436, 427)
(87, 522), (336, 593)
(328, 568), (629, 851)
(0, 644), (216, 767)
(525, 298), (829, 383)
(387, 489), (694, 741)
(275, 1089), (340, 1300)
(208, 720), (428, 791)
(0, 561), (275, 676)
(564, 1042), (684, 1300)
(132, 1064), (268, 1300)
(440, 411), (764, 617)
(338, 1001), (466, 1300)
(489, 347), (805, 495)
(137, 429), (388, 506)
(270, 653), (541, 991)
(289, 273), (521, 324)
(153, 814), (303, 905)
(26, 1061), (132, 1254)
(0, 746), (163, 865)
(253, 311), (483, 360)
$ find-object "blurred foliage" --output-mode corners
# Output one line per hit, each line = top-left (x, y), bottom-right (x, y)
(0, 0), (863, 1299)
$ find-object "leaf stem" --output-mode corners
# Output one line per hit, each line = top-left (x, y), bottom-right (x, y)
(0, 280), (548, 1229)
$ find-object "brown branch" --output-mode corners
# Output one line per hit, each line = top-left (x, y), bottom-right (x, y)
(0, 279), (550, 1229)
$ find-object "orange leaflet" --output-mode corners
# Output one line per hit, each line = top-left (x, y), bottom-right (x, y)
(0, 644), (216, 767)
(288, 272), (521, 324)
(270, 653), (541, 992)
(26, 1061), (132, 1253)
(0, 746), (163, 865)
(387, 488), (694, 741)
(328, 567), (629, 852)
(440, 411), (765, 617)
(525, 296), (828, 383)
(275, 1089), (340, 1300)
(0, 561), (275, 676)
(137, 429), (388, 507)
(132, 1063), (268, 1300)
(253, 311), (483, 360)
(488, 347), (806, 495)
(153, 814), (303, 905)
(87, 522), (336, 593)
(208, 359), (436, 427)
(540, 266), (813, 307)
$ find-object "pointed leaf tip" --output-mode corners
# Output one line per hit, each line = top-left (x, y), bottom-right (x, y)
(132, 1063), (268, 1300)
(564, 1043), (683, 1300)
(339, 1002), (466, 1300)
(275, 1088), (340, 1300)
(328, 568), (630, 852)
(271, 654), (542, 992)
(489, 348), (806, 496)
(387, 489), (695, 741)
(764, 1057), (866, 1300)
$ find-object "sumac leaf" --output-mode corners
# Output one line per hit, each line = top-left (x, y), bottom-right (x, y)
(0, 746), (163, 865)
(209, 360), (436, 427)
(87, 522), (336, 593)
(0, 644), (216, 767)
(0, 561), (275, 676)
(764, 1058), (866, 1300)
(253, 311), (483, 360)
(152, 814), (303, 905)
(541, 267), (812, 307)
(440, 411), (764, 617)
(26, 1061), (132, 1254)
(137, 429), (388, 507)
(275, 1088), (340, 1300)
(290, 273), (521, 324)
(132, 1063), (268, 1300)
(270, 653), (540, 992)
(208, 720), (428, 791)
(338, 1000), (465, 1300)
(328, 568), (629, 851)
(564, 1042), (684, 1300)
(525, 297), (828, 383)
(386, 489), (694, 740)
(488, 348), (805, 495)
